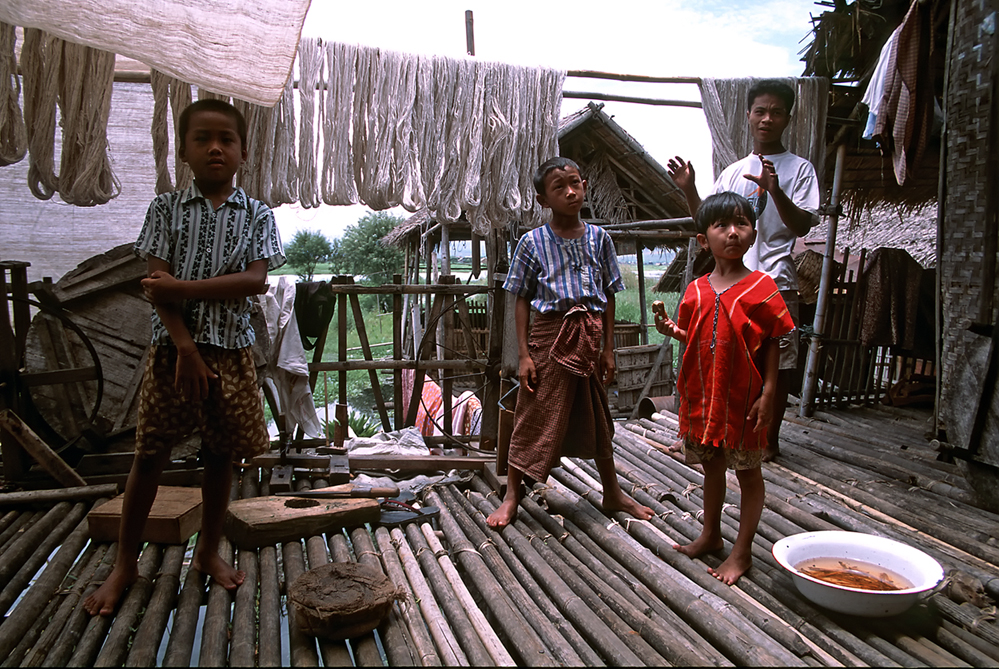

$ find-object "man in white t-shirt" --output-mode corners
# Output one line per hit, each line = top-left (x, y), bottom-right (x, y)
(667, 79), (820, 462)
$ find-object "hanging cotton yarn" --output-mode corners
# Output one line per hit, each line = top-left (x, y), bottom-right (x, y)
(233, 98), (264, 200)
(457, 61), (486, 215)
(296, 37), (322, 208)
(269, 77), (298, 205)
(150, 70), (176, 194)
(0, 23), (27, 167)
(321, 41), (358, 206)
(20, 29), (60, 200)
(391, 53), (421, 212)
(55, 40), (120, 206)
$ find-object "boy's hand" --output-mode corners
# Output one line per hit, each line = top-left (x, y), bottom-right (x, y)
(142, 270), (185, 304)
(175, 350), (218, 401)
(518, 355), (538, 393)
(747, 393), (774, 434)
(598, 348), (616, 386)
(667, 156), (695, 192)
(743, 153), (779, 194)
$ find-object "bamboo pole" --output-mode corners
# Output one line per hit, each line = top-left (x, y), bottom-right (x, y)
(390, 525), (467, 665)
(0, 511), (38, 557)
(198, 478), (240, 667)
(477, 489), (714, 667)
(93, 542), (165, 667)
(0, 501), (88, 631)
(229, 469), (261, 668)
(77, 543), (161, 667)
(124, 544), (184, 667)
(499, 481), (731, 668)
(38, 543), (117, 668)
(931, 596), (999, 648)
(1, 540), (98, 668)
(257, 545), (283, 667)
(310, 530), (354, 668)
(160, 555), (208, 666)
(282, 478), (320, 667)
(0, 502), (74, 592)
(419, 523), (516, 666)
(0, 410), (87, 487)
(552, 460), (813, 662)
(541, 484), (804, 667)
(938, 619), (999, 664)
(373, 526), (444, 667)
(403, 521), (494, 665)
(0, 510), (17, 538)
(349, 526), (418, 667)
(0, 484), (119, 508)
(430, 486), (592, 666)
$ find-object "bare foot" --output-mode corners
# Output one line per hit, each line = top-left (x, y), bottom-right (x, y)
(603, 491), (654, 520)
(193, 551), (245, 590)
(83, 563), (138, 616)
(486, 499), (518, 528)
(708, 552), (752, 585)
(761, 444), (780, 462)
(668, 439), (683, 453)
(673, 532), (724, 559)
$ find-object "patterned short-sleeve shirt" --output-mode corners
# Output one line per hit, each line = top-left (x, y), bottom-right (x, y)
(503, 223), (624, 313)
(134, 184), (286, 349)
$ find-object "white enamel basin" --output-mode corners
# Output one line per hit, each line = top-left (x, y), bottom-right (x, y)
(772, 531), (944, 617)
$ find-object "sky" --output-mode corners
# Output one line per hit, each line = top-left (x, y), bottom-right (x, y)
(274, 0), (821, 241)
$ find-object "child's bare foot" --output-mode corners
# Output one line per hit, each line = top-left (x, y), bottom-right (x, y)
(486, 499), (518, 528)
(673, 533), (724, 559)
(708, 552), (752, 585)
(193, 551), (245, 590)
(668, 439), (683, 453)
(83, 563), (138, 616)
(761, 444), (780, 462)
(602, 491), (654, 520)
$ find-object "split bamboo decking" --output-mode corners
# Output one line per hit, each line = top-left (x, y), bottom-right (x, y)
(0, 405), (997, 667)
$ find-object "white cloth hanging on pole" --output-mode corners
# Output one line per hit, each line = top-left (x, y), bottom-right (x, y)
(0, 0), (311, 106)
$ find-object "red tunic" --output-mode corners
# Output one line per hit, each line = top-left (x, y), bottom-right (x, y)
(676, 271), (795, 450)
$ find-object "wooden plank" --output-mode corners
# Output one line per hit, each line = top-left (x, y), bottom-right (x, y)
(224, 496), (379, 549)
(88, 486), (202, 544)
(0, 410), (87, 487)
(346, 279), (391, 431)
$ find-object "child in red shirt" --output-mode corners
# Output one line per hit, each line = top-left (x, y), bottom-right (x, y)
(655, 191), (794, 585)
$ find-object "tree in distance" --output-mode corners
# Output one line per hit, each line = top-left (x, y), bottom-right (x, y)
(285, 229), (333, 281)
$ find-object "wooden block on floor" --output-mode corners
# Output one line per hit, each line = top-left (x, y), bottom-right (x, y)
(225, 496), (380, 550)
(269, 464), (293, 493)
(329, 454), (350, 484)
(482, 462), (507, 495)
(88, 486), (202, 544)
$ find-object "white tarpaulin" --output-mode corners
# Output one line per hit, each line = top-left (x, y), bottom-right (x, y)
(0, 0), (311, 106)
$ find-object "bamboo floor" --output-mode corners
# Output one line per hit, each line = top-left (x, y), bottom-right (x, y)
(0, 404), (998, 667)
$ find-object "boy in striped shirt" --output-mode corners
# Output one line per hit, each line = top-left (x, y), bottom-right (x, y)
(85, 100), (285, 615)
(486, 157), (653, 528)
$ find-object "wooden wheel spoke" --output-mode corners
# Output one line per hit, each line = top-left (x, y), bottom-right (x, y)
(19, 366), (99, 387)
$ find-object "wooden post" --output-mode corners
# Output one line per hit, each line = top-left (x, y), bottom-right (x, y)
(636, 241), (648, 345)
(393, 274), (404, 431)
(346, 277), (391, 430)
(0, 262), (30, 480)
(479, 229), (507, 453)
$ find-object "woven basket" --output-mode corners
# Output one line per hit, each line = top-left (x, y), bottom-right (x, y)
(288, 562), (404, 640)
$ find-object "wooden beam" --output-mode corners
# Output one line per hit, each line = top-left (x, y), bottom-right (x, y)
(0, 410), (87, 487)
(348, 454), (494, 472)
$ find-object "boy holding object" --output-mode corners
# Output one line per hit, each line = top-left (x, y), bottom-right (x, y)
(486, 157), (653, 528)
(655, 192), (794, 584)
(85, 100), (285, 615)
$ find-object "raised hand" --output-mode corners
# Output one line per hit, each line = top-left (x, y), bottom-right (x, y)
(743, 153), (779, 194)
(654, 311), (686, 342)
(667, 156), (695, 192)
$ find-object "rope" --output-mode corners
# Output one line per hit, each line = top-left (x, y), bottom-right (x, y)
(0, 23), (27, 166)
(21, 29), (59, 200)
(297, 36), (322, 208)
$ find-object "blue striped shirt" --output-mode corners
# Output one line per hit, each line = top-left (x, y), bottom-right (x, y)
(134, 184), (286, 349)
(504, 223), (624, 313)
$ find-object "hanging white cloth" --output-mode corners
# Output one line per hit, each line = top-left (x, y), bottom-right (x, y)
(261, 276), (323, 439)
(861, 28), (901, 140)
(0, 0), (310, 106)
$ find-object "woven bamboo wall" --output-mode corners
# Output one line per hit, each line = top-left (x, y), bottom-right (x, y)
(940, 0), (997, 453)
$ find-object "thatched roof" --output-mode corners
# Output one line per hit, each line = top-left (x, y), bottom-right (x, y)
(384, 102), (692, 249)
(801, 0), (948, 216)
(806, 202), (937, 268)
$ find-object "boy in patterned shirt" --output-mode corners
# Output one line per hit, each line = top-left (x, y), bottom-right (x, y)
(85, 100), (285, 616)
(486, 157), (652, 528)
